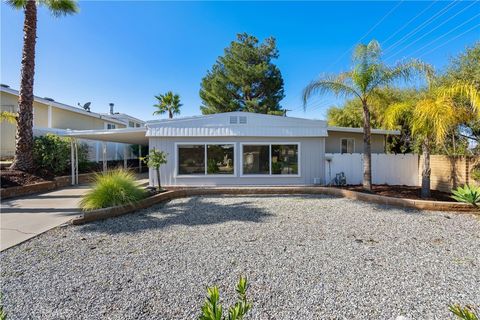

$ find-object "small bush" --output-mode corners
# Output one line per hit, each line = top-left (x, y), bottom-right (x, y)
(451, 184), (480, 207)
(199, 276), (251, 320)
(33, 134), (89, 176)
(80, 169), (146, 210)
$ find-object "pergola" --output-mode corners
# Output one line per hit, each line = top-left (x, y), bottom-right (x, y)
(63, 127), (149, 185)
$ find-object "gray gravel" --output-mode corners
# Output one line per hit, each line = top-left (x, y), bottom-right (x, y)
(1, 195), (479, 319)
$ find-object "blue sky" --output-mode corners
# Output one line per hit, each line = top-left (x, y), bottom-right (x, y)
(1, 1), (479, 121)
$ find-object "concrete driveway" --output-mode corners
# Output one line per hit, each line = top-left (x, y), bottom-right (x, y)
(0, 185), (89, 251)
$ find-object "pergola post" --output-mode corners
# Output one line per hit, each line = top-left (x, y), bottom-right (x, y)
(71, 139), (75, 185)
(138, 145), (142, 173)
(123, 144), (128, 169)
(102, 142), (107, 173)
(75, 140), (79, 184)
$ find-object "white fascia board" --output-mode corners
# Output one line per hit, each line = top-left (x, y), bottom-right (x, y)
(327, 126), (400, 135)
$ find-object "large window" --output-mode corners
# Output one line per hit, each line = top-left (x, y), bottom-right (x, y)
(242, 144), (299, 176)
(207, 144), (234, 175)
(271, 144), (298, 175)
(177, 144), (234, 175)
(341, 138), (354, 154)
(178, 145), (205, 175)
(242, 145), (270, 175)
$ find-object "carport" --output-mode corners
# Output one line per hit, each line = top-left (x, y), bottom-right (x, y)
(63, 127), (148, 185)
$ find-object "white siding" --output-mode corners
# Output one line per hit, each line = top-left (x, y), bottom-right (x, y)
(150, 137), (326, 187)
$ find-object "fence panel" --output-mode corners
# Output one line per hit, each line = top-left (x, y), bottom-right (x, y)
(325, 153), (419, 186)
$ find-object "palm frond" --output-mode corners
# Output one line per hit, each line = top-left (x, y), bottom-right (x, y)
(6, 0), (27, 9)
(443, 82), (480, 116)
(42, 0), (78, 16)
(302, 74), (360, 110)
(0, 111), (17, 124)
(383, 102), (413, 130)
(412, 95), (456, 143)
(374, 59), (433, 90)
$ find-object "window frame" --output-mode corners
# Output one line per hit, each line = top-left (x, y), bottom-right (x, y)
(240, 142), (301, 178)
(175, 142), (236, 178)
(340, 138), (355, 154)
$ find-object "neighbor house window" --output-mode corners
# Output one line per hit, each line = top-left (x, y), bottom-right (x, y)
(177, 143), (235, 175)
(271, 144), (298, 175)
(107, 124), (116, 129)
(207, 144), (234, 175)
(341, 138), (354, 154)
(128, 121), (135, 127)
(178, 145), (205, 175)
(242, 144), (299, 176)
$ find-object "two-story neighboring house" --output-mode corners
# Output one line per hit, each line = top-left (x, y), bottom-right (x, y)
(0, 84), (145, 160)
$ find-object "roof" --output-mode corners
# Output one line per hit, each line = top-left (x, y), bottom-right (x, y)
(99, 113), (145, 124)
(63, 127), (148, 145)
(146, 112), (329, 137)
(327, 126), (400, 135)
(1, 85), (131, 126)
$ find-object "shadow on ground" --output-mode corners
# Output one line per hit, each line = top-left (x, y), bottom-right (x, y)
(79, 196), (274, 234)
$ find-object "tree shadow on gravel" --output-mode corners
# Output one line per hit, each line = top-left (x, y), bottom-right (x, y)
(79, 196), (274, 234)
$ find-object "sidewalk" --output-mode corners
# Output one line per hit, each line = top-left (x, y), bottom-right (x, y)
(0, 185), (89, 251)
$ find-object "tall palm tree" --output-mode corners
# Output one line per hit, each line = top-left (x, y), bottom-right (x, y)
(153, 91), (182, 119)
(8, 0), (78, 172)
(384, 82), (479, 198)
(303, 40), (432, 191)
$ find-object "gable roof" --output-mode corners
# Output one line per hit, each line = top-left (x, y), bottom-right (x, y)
(146, 112), (329, 137)
(1, 85), (129, 126)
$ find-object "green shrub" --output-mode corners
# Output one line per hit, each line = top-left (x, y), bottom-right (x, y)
(33, 134), (89, 176)
(451, 184), (480, 207)
(449, 304), (479, 320)
(472, 167), (480, 182)
(80, 169), (146, 210)
(199, 276), (251, 320)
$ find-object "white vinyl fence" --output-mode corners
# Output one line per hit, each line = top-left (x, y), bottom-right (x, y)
(325, 153), (419, 186)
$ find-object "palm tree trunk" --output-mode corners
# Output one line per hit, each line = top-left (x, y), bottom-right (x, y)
(421, 139), (431, 198)
(168, 109), (173, 119)
(156, 167), (161, 190)
(362, 101), (372, 191)
(10, 0), (37, 172)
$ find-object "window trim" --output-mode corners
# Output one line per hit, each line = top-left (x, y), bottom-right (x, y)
(240, 142), (301, 178)
(340, 138), (355, 154)
(175, 142), (236, 178)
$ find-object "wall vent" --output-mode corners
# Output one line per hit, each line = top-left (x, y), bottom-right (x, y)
(229, 116), (238, 124)
(239, 116), (247, 124)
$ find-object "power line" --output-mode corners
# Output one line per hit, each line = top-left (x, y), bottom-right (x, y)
(407, 12), (480, 59)
(325, 0), (404, 71)
(382, 0), (438, 45)
(383, 0), (460, 54)
(418, 23), (480, 58)
(386, 0), (479, 60)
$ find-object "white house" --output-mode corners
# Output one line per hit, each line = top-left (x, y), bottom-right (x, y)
(66, 112), (399, 187)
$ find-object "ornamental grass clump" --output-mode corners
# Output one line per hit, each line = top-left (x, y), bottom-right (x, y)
(80, 169), (146, 210)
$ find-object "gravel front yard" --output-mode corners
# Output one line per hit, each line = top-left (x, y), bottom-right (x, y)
(1, 195), (479, 319)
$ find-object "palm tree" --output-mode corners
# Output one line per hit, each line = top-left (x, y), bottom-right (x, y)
(153, 91), (182, 119)
(303, 40), (432, 191)
(8, 0), (78, 172)
(384, 82), (479, 198)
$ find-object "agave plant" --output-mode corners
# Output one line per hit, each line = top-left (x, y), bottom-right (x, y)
(451, 185), (480, 207)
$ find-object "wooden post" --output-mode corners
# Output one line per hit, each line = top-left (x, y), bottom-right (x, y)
(138, 145), (142, 173)
(123, 145), (128, 169)
(71, 139), (75, 185)
(75, 140), (79, 185)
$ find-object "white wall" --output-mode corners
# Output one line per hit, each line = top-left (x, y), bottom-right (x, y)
(325, 153), (419, 186)
(149, 136), (326, 187)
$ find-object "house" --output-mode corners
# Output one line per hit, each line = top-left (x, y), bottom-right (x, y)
(65, 112), (399, 186)
(0, 85), (145, 160)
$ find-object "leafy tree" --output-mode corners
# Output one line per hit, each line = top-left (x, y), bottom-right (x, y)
(303, 40), (431, 190)
(7, 0), (78, 172)
(384, 81), (479, 198)
(200, 33), (285, 115)
(153, 91), (182, 119)
(143, 149), (168, 190)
